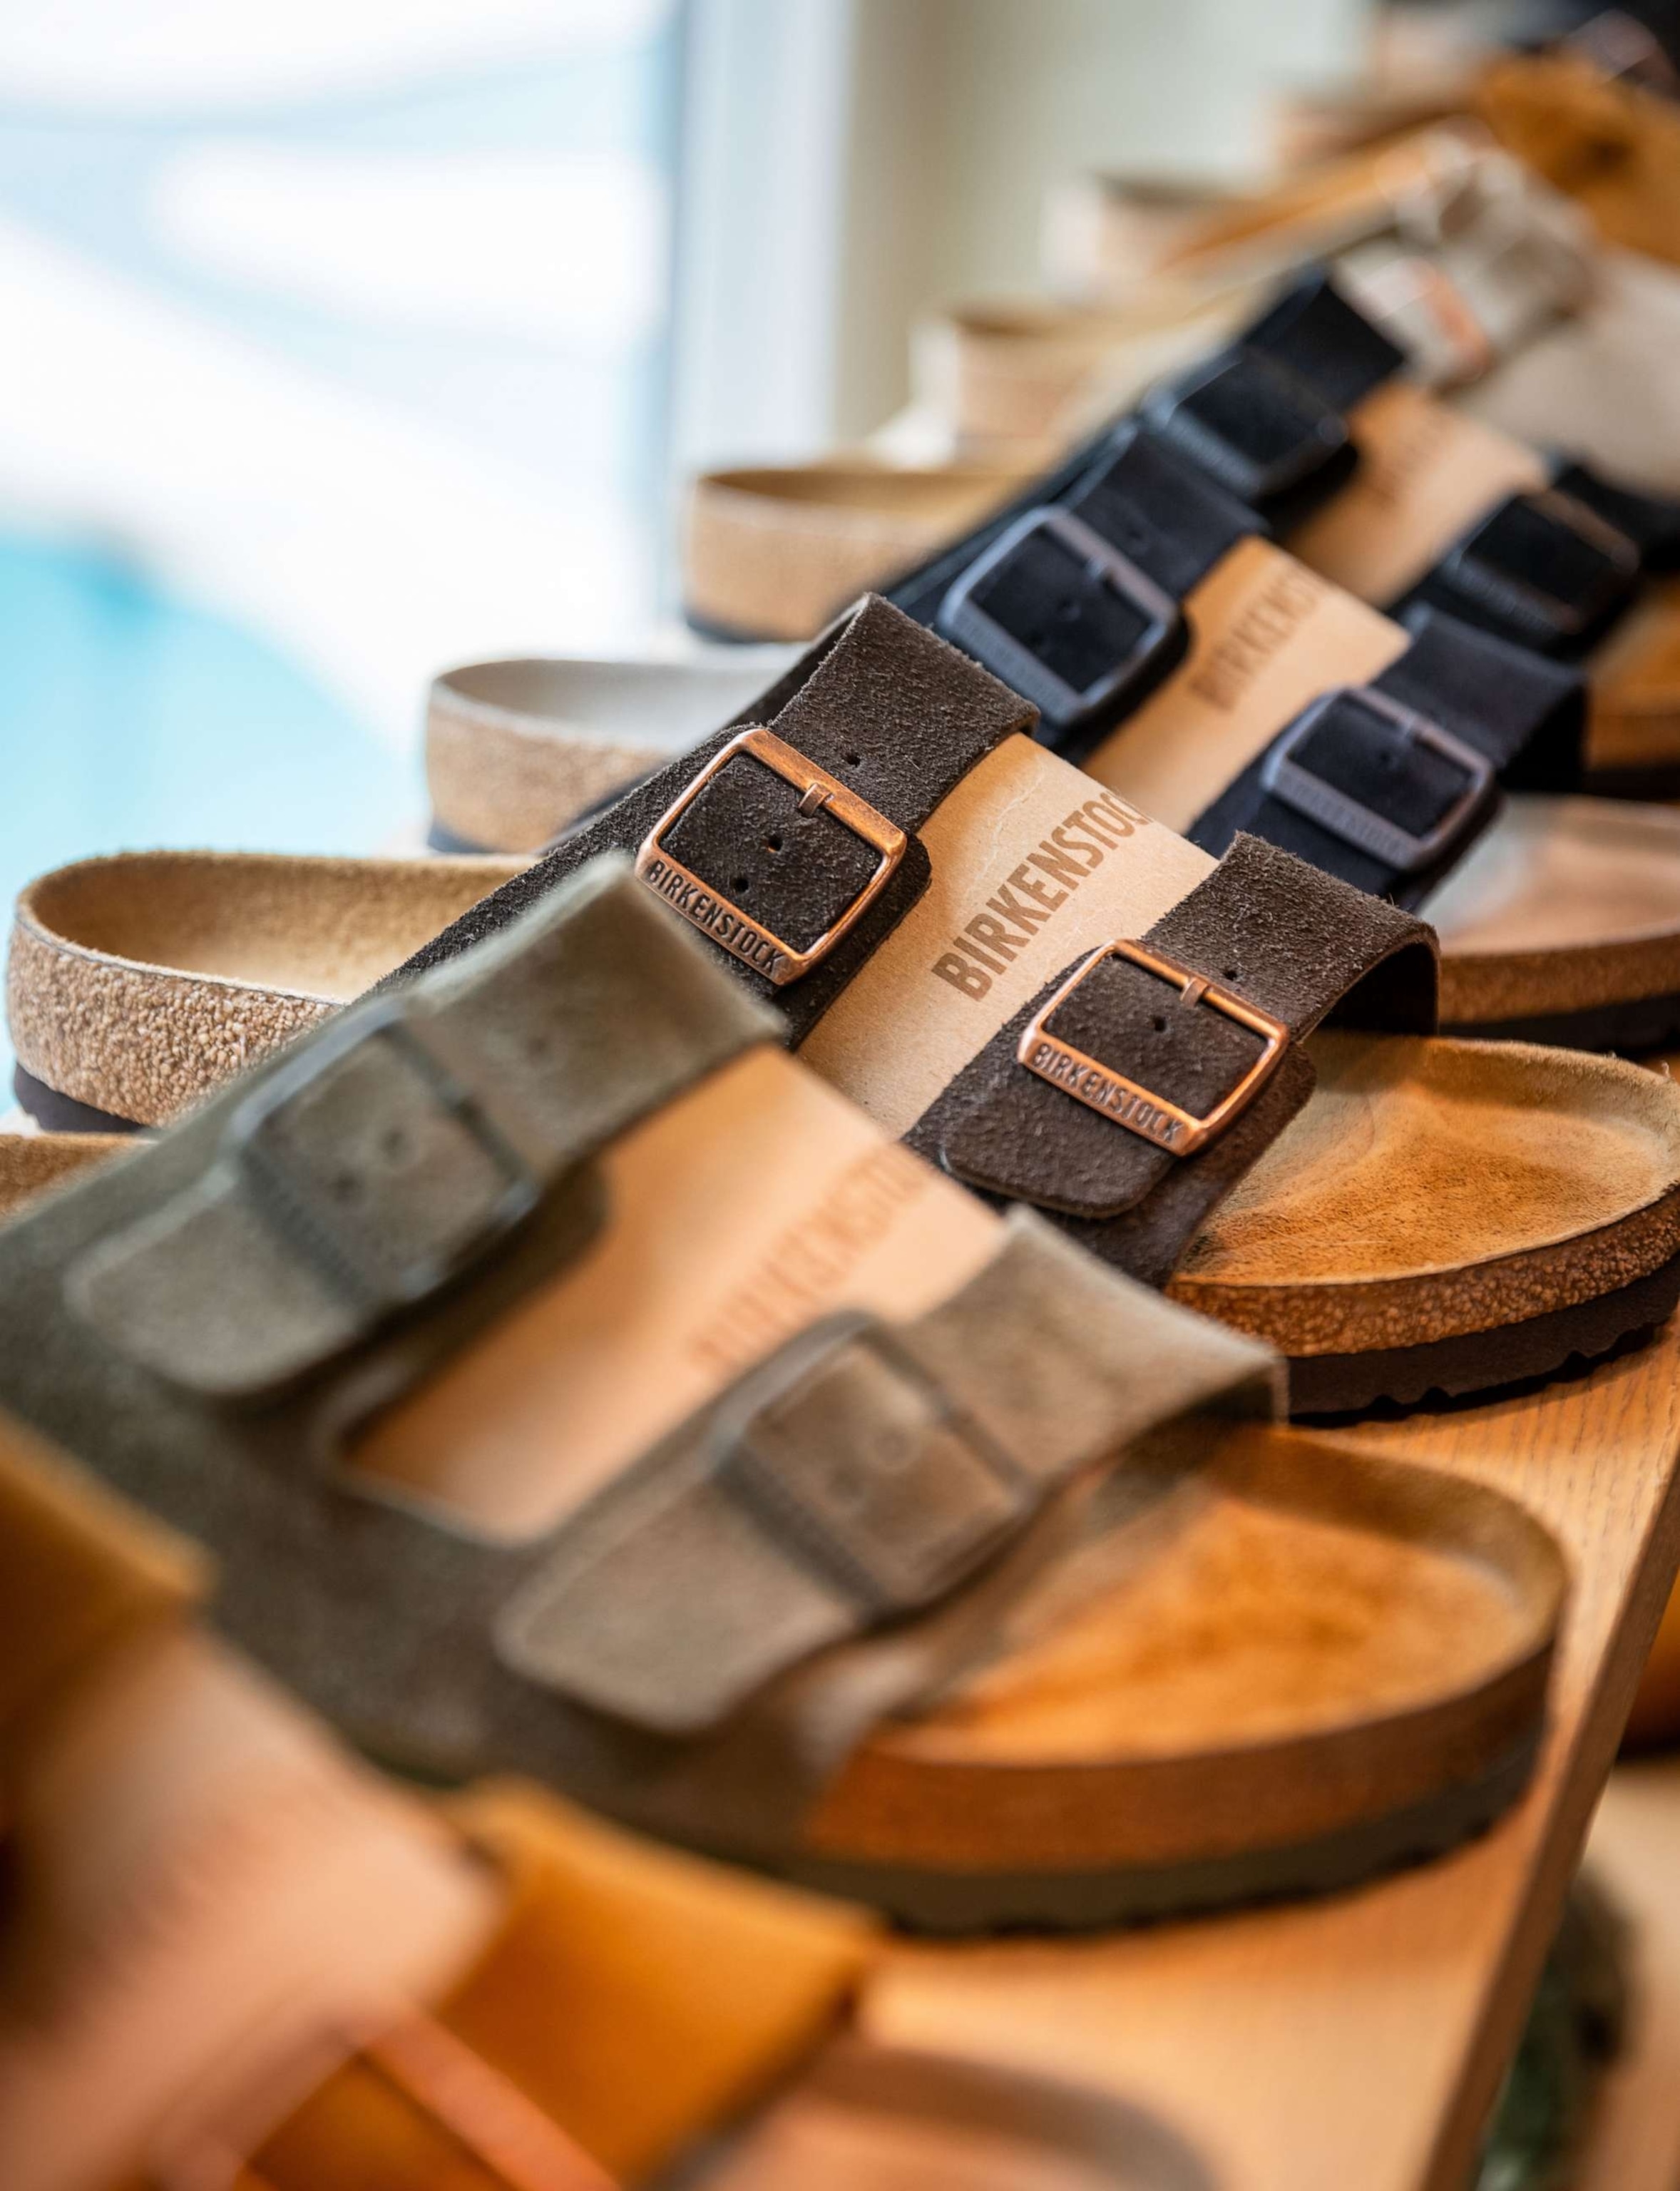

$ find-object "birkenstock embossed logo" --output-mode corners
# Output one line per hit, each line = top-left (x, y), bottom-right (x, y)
(1185, 563), (1325, 713)
(636, 727), (907, 986)
(1018, 941), (1289, 1158)
(930, 787), (1149, 1002)
(639, 854), (793, 981)
(1025, 1037), (1187, 1148)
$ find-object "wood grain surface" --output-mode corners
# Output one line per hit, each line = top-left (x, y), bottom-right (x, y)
(863, 1307), (1680, 2191)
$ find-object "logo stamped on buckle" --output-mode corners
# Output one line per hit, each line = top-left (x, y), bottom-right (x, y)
(636, 726), (907, 986)
(1018, 941), (1289, 1158)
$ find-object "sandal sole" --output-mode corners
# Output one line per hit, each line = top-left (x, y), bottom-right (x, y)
(1288, 1250), (1680, 1417)
(766, 1732), (1540, 1934)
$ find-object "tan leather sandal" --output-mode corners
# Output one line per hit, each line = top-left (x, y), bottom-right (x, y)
(0, 857), (1567, 1934)
(0, 1431), (1212, 2185)
(17, 603), (1679, 1421)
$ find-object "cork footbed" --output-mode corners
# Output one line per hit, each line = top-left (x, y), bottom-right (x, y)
(426, 655), (787, 855)
(7, 852), (525, 1129)
(797, 1416), (1561, 1924)
(684, 465), (1028, 642)
(1169, 1030), (1680, 1357)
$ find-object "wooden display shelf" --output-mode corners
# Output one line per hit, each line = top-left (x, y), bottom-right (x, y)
(867, 1314), (1680, 2191)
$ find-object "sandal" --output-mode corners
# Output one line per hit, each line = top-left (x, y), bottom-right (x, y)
(6, 850), (523, 1133)
(0, 1435), (1209, 2185)
(30, 601), (1671, 1421)
(0, 858), (1566, 1929)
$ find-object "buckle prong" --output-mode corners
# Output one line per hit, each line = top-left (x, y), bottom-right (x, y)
(1018, 942), (1289, 1157)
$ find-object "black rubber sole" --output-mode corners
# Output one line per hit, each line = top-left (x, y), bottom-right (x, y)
(1445, 986), (1680, 1056)
(11, 1063), (143, 1135)
(760, 1732), (1540, 1934)
(1288, 1250), (1680, 1417)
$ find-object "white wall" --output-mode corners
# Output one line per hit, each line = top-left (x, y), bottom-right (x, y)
(672, 0), (1370, 466)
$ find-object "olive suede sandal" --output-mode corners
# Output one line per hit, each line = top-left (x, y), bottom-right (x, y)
(0, 859), (1565, 1930)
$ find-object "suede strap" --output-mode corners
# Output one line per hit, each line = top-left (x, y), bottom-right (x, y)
(908, 834), (1439, 1288)
(1187, 608), (1584, 909)
(70, 862), (782, 1399)
(495, 1212), (1272, 1739)
(392, 597), (1037, 1043)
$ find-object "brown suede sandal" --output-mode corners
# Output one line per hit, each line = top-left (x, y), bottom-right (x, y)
(10, 601), (1680, 1415)
(0, 1432), (1209, 2186)
(0, 858), (1566, 1932)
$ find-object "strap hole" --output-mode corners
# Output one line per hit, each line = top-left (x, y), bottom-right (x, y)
(842, 750), (861, 767)
(764, 834), (784, 854)
(1223, 966), (1241, 981)
(1152, 1014), (1167, 1033)
(732, 874), (751, 894)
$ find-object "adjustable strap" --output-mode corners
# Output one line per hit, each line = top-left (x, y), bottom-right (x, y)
(1402, 480), (1644, 658)
(496, 1208), (1277, 1737)
(906, 836), (1438, 1288)
(394, 596), (1037, 1043)
(68, 862), (782, 1399)
(1187, 608), (1584, 908)
(1142, 275), (1392, 528)
(891, 422), (1261, 757)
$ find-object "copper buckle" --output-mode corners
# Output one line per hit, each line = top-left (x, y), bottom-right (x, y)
(151, 2004), (615, 2191)
(1018, 941), (1289, 1157)
(635, 726), (907, 986)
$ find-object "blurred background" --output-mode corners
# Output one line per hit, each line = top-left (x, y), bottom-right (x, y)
(0, 0), (1371, 962)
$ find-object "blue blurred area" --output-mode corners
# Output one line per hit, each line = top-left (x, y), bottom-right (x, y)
(0, 528), (405, 1084)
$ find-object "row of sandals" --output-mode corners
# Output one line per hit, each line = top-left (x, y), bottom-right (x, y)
(8, 12), (1680, 2187)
